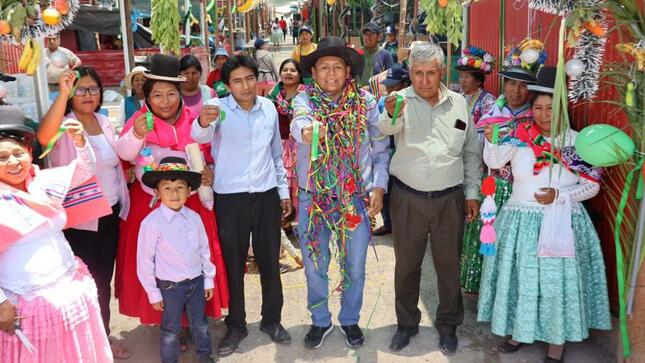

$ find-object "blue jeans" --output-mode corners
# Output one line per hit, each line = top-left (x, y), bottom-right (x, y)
(158, 275), (212, 363)
(297, 191), (370, 327)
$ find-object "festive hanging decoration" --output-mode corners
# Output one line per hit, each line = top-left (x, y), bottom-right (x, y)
(617, 42), (645, 71)
(420, 0), (464, 47)
(0, 0), (80, 43)
(302, 79), (369, 293)
(568, 4), (607, 101)
(17, 37), (41, 75)
(151, 0), (181, 54)
(479, 176), (497, 256)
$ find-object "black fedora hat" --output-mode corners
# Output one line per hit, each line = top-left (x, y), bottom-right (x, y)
(527, 66), (556, 94)
(144, 54), (186, 83)
(301, 36), (364, 77)
(0, 105), (34, 145)
(142, 156), (201, 190)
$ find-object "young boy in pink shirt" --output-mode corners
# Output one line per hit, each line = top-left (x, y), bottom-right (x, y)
(137, 156), (216, 363)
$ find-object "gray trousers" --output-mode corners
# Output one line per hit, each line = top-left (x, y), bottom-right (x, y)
(390, 181), (465, 334)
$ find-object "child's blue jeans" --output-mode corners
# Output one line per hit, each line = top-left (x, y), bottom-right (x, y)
(158, 275), (212, 363)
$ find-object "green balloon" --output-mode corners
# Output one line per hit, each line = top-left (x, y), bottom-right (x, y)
(575, 124), (635, 167)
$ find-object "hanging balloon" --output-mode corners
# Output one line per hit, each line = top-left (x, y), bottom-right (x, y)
(0, 84), (7, 99)
(575, 124), (636, 167)
(520, 48), (539, 64)
(50, 50), (70, 68)
(565, 58), (584, 77)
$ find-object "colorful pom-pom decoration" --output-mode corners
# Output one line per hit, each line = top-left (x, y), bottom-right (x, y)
(479, 176), (498, 256)
(481, 176), (497, 195)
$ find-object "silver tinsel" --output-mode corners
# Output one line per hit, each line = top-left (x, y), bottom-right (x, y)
(528, 0), (607, 102)
(528, 0), (576, 15)
(569, 1), (607, 101)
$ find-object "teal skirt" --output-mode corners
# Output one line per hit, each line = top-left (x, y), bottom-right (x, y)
(477, 201), (611, 344)
(460, 177), (512, 293)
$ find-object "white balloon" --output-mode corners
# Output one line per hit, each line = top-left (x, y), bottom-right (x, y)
(565, 58), (584, 77)
(520, 48), (539, 64)
(50, 50), (69, 68)
(0, 84), (7, 99)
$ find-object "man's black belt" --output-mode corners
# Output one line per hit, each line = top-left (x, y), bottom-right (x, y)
(392, 177), (463, 198)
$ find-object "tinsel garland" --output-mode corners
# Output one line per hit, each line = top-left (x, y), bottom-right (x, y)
(569, 5), (607, 101)
(0, 0), (81, 44)
(303, 79), (369, 291)
(528, 0), (575, 15)
(528, 0), (607, 101)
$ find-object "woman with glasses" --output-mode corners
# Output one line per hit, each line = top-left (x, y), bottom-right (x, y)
(37, 66), (131, 359)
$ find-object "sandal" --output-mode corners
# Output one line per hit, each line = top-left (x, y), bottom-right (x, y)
(498, 340), (524, 353)
(545, 347), (565, 362)
(109, 339), (131, 360)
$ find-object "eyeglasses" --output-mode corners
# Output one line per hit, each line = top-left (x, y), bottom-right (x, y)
(74, 87), (101, 96)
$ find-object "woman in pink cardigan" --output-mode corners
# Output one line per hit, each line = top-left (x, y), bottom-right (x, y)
(114, 54), (229, 334)
(37, 66), (131, 359)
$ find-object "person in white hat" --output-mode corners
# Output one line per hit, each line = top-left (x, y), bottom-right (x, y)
(116, 66), (148, 132)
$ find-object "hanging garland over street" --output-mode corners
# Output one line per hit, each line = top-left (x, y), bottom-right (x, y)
(0, 0), (80, 43)
(151, 0), (181, 54)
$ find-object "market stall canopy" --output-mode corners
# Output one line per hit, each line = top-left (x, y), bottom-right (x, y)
(65, 5), (154, 48)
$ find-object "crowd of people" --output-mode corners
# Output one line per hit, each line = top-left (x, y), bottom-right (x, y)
(0, 19), (612, 363)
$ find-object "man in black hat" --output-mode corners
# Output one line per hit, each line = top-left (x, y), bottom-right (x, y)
(291, 36), (390, 349)
(359, 22), (394, 87)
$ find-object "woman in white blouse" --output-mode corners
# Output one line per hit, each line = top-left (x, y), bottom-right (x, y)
(37, 67), (131, 359)
(476, 67), (611, 363)
(0, 118), (112, 362)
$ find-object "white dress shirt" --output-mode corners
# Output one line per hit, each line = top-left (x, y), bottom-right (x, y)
(137, 204), (216, 304)
(190, 95), (289, 199)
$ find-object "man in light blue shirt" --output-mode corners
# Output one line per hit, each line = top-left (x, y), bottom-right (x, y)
(190, 55), (292, 357)
(291, 36), (390, 350)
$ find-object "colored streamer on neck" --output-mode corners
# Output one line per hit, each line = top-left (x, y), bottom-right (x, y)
(39, 126), (67, 159)
(390, 94), (403, 126)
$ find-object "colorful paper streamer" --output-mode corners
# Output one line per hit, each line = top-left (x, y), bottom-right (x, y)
(39, 126), (67, 159)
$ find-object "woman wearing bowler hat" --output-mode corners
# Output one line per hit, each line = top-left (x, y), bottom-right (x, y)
(114, 54), (229, 334)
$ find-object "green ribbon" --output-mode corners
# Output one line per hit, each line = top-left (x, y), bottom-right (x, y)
(390, 94), (403, 126)
(614, 159), (643, 358)
(206, 0), (215, 11)
(311, 121), (320, 160)
(492, 124), (500, 144)
(39, 126), (67, 159)
(219, 110), (226, 123)
(146, 112), (154, 131)
(68, 71), (81, 99)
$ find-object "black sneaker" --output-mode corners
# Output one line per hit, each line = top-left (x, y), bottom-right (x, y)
(217, 326), (248, 356)
(304, 324), (334, 350)
(340, 325), (364, 347)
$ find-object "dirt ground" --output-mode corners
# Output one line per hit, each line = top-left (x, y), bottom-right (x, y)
(109, 227), (616, 363)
